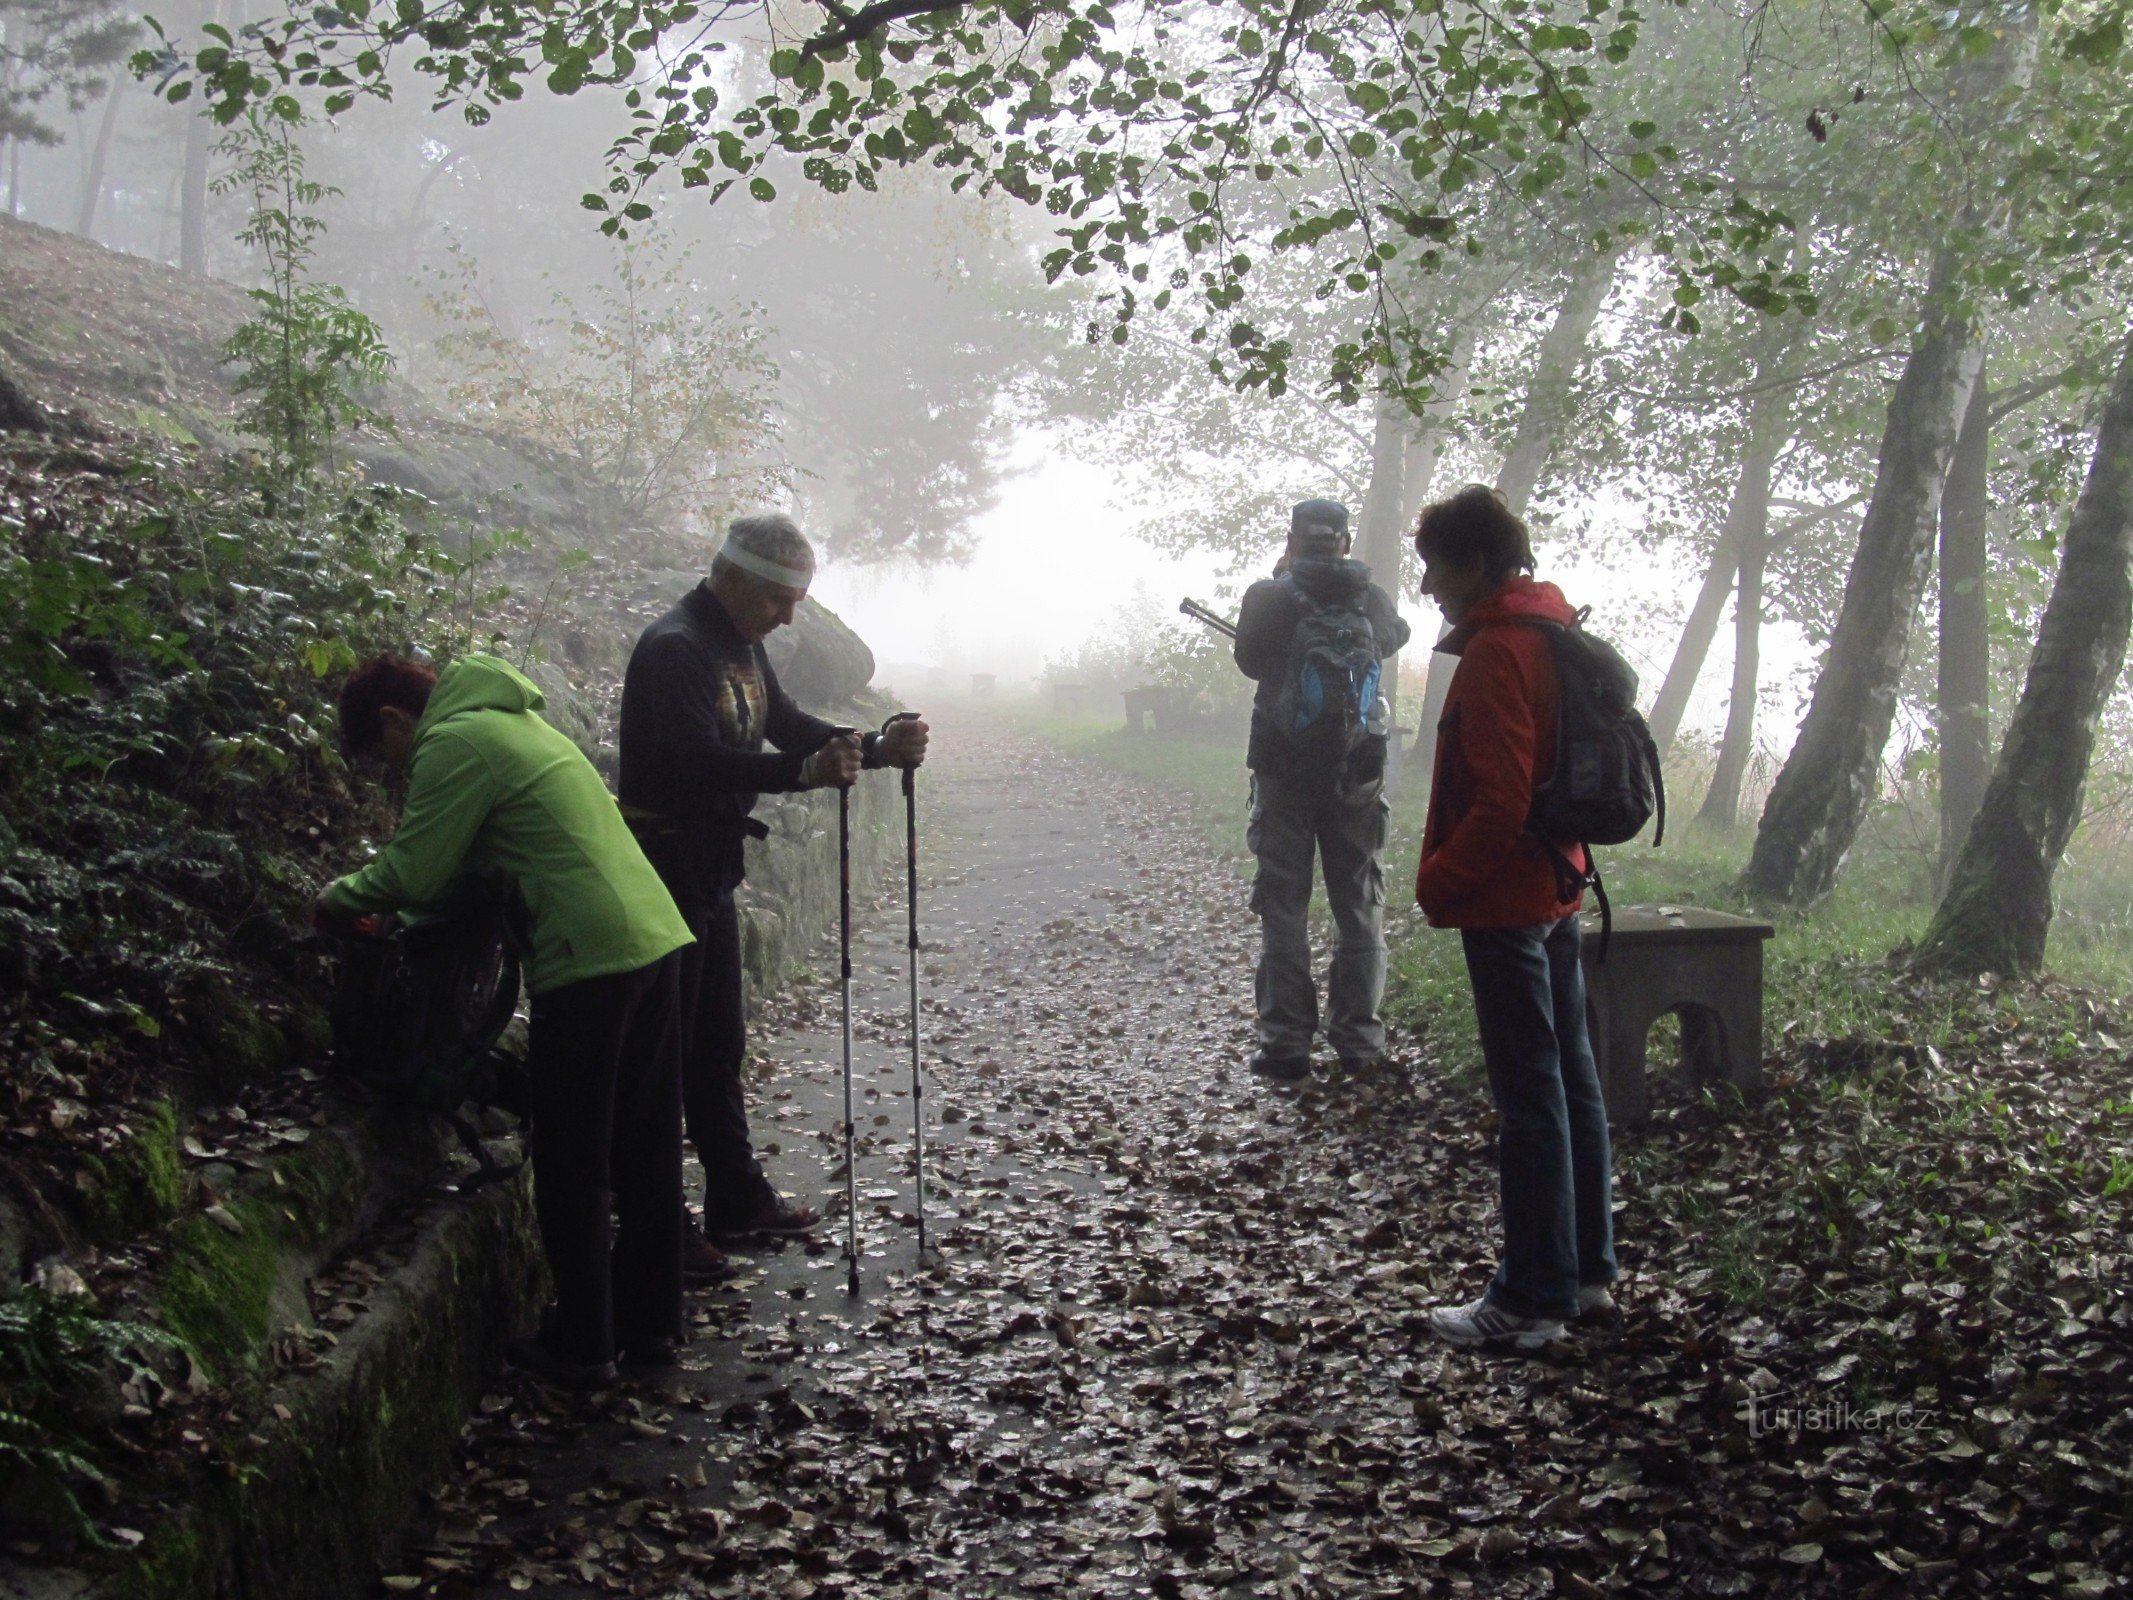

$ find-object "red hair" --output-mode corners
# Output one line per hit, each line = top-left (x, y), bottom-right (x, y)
(338, 655), (438, 758)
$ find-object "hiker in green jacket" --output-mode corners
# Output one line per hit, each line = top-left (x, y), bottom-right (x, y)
(320, 652), (695, 1389)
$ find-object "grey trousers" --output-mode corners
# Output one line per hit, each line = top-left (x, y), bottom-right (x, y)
(1247, 772), (1390, 1062)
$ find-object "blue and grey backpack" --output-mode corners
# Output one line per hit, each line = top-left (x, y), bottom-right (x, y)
(1272, 577), (1383, 786)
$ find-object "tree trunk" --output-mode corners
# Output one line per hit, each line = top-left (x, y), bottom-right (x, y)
(1648, 535), (1740, 761)
(75, 79), (126, 239)
(1397, 312), (1480, 533)
(1355, 391), (1411, 752)
(1691, 387), (1790, 824)
(1741, 250), (1984, 904)
(1412, 259), (1613, 775)
(1937, 365), (1993, 884)
(1495, 249), (1619, 518)
(1396, 309), (1480, 770)
(1696, 530), (1766, 830)
(1914, 328), (2133, 976)
(1355, 392), (1411, 609)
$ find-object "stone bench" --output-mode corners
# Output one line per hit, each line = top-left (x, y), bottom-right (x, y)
(1121, 685), (1172, 734)
(1579, 904), (1774, 1125)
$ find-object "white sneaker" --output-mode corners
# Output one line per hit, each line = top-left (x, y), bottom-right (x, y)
(1576, 1284), (1617, 1317)
(1427, 1296), (1566, 1351)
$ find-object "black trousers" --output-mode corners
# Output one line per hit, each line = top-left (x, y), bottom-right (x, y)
(525, 954), (685, 1365)
(671, 890), (775, 1224)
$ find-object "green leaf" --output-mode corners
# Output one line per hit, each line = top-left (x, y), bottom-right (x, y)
(748, 176), (776, 202)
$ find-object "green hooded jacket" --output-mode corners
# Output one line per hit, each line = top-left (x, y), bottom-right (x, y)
(322, 654), (692, 994)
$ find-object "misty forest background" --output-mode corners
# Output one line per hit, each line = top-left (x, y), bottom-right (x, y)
(4, 0), (2133, 1585)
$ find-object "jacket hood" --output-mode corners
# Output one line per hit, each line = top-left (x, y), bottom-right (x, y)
(418, 653), (546, 734)
(1440, 575), (1578, 651)
(1287, 554), (1375, 602)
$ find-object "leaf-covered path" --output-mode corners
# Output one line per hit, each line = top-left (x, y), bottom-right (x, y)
(396, 720), (2130, 1600)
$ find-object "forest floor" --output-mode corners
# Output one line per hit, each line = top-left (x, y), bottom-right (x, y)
(384, 712), (2131, 1600)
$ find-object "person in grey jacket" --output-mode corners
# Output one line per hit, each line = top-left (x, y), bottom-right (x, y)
(1233, 498), (1412, 1081)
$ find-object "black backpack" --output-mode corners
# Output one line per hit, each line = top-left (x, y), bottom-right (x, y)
(1272, 577), (1384, 792)
(329, 883), (527, 1184)
(1520, 612), (1666, 958)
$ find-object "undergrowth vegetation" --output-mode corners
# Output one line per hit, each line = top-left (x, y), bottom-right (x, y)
(0, 442), (479, 1106)
(0, 432), (487, 1543)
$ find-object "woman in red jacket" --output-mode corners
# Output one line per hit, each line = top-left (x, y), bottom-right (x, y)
(1413, 485), (1616, 1351)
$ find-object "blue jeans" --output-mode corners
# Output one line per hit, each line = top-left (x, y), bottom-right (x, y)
(1460, 916), (1615, 1321)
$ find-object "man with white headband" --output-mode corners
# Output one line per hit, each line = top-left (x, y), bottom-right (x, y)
(618, 512), (930, 1278)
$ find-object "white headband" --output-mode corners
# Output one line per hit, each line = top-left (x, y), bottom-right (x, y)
(718, 538), (813, 590)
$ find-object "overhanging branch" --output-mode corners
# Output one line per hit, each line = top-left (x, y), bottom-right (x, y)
(800, 0), (970, 57)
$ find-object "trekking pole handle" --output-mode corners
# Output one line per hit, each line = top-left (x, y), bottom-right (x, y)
(880, 710), (923, 794)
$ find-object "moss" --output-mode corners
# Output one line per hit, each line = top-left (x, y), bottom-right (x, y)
(79, 1099), (187, 1240)
(186, 981), (291, 1096)
(105, 1518), (214, 1600)
(153, 1129), (366, 1376)
(126, 405), (197, 444)
(270, 1135), (364, 1250)
(156, 1203), (286, 1377)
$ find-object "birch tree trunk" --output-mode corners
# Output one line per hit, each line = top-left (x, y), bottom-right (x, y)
(1397, 311), (1479, 769)
(1691, 383), (1791, 824)
(1356, 393), (1412, 607)
(1414, 256), (1615, 776)
(1696, 532), (1766, 829)
(1647, 540), (1739, 758)
(1355, 392), (1412, 753)
(1914, 330), (2133, 976)
(1937, 367), (1993, 884)
(1496, 249), (1620, 518)
(1741, 251), (1984, 903)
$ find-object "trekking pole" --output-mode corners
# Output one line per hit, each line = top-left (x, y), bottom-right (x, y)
(838, 773), (860, 1296)
(881, 711), (928, 1259)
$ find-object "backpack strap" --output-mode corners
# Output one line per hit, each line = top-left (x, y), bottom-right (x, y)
(1540, 841), (1611, 964)
(1640, 720), (1667, 848)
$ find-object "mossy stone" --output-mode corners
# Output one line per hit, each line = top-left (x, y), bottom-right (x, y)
(186, 983), (290, 1097)
(155, 1132), (364, 1376)
(155, 1206), (286, 1377)
(78, 1099), (187, 1240)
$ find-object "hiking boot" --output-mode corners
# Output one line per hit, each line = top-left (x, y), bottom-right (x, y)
(682, 1234), (739, 1284)
(1426, 1295), (1566, 1352)
(708, 1194), (823, 1240)
(1576, 1284), (1617, 1318)
(1247, 1049), (1310, 1082)
(506, 1335), (617, 1391)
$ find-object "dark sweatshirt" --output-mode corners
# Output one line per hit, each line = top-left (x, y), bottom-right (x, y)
(617, 584), (844, 899)
(1233, 555), (1411, 775)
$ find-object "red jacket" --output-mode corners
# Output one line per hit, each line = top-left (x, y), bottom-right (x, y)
(1415, 577), (1589, 929)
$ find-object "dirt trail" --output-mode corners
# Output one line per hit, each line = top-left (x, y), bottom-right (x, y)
(393, 718), (1734, 1600)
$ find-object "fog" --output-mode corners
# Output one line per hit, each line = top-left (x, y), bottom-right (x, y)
(0, 0), (2068, 795)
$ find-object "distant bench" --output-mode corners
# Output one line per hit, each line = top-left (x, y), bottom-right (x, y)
(1579, 905), (1775, 1126)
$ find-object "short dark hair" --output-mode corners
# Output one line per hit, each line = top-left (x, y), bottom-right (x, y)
(1414, 484), (1534, 584)
(338, 655), (438, 758)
